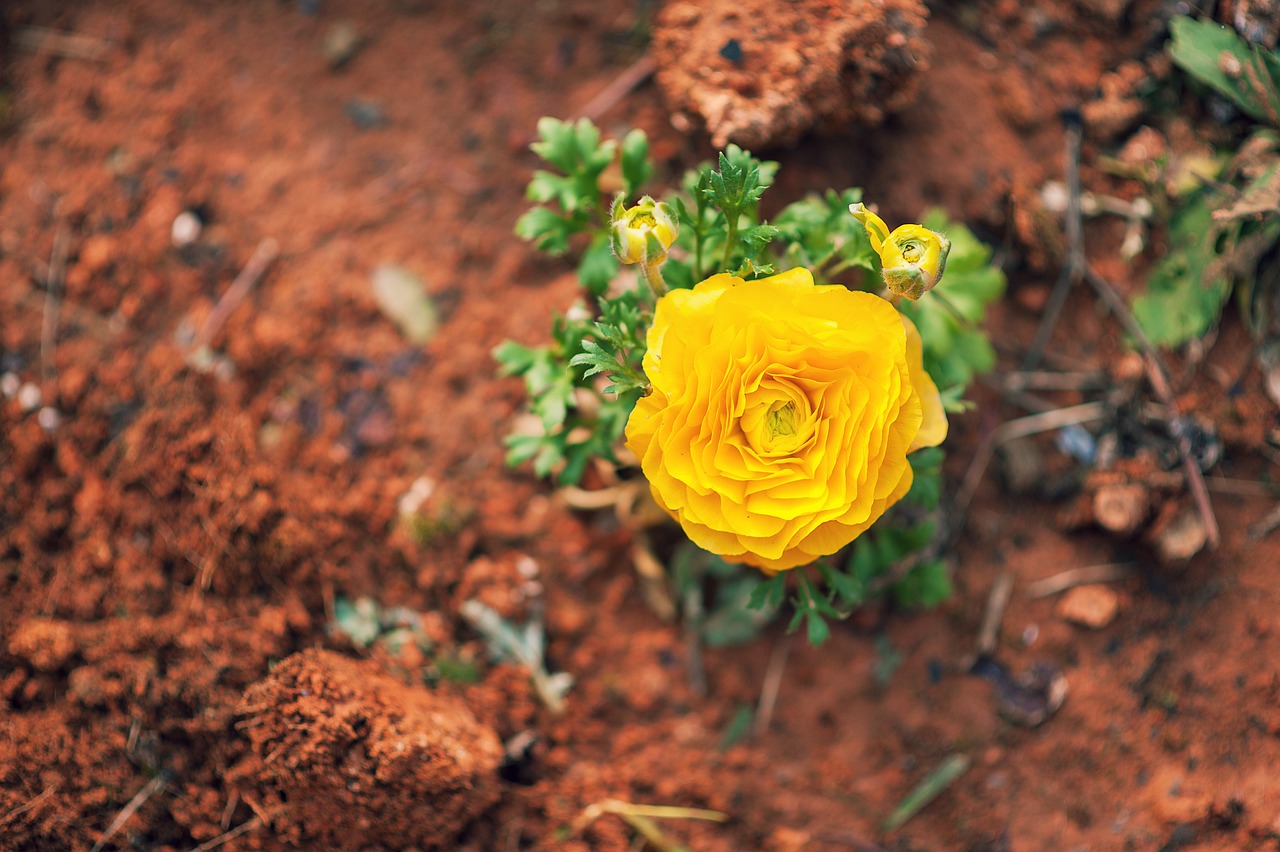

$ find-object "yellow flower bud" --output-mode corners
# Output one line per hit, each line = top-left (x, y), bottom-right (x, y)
(849, 203), (950, 301)
(611, 195), (678, 266)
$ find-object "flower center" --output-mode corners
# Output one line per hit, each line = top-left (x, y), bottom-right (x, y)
(765, 401), (798, 439)
(740, 379), (813, 457)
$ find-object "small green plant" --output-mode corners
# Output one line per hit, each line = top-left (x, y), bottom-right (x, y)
(1132, 17), (1280, 346)
(499, 117), (1004, 644)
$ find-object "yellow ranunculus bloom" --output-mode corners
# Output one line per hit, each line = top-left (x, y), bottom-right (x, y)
(625, 268), (947, 573)
(850, 203), (950, 301)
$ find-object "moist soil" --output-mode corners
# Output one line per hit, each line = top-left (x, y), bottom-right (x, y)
(2, 1), (1280, 850)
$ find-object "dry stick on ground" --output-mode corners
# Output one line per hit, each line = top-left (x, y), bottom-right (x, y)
(1024, 562), (1136, 599)
(0, 786), (56, 830)
(14, 26), (111, 61)
(1018, 112), (1220, 548)
(573, 53), (656, 123)
(90, 774), (168, 852)
(192, 238), (280, 351)
(972, 571), (1014, 662)
(41, 225), (70, 400)
(187, 816), (263, 852)
(754, 634), (792, 737)
(956, 402), (1108, 518)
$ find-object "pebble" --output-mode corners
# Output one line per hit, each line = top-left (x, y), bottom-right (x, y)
(322, 22), (363, 69)
(345, 98), (387, 130)
(17, 382), (41, 412)
(1093, 483), (1149, 535)
(371, 264), (439, 343)
(1, 372), (19, 398)
(1056, 584), (1120, 629)
(1154, 508), (1207, 562)
(171, 210), (203, 247)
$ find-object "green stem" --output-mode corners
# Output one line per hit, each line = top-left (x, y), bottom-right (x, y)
(721, 211), (739, 272)
(640, 260), (668, 299)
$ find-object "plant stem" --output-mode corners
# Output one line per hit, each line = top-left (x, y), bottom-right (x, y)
(640, 260), (668, 298)
(721, 211), (739, 272)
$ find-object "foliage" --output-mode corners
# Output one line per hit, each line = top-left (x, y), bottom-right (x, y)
(1137, 17), (1280, 346)
(501, 116), (1005, 644)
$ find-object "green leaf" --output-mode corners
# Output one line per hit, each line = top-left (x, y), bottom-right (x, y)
(747, 573), (787, 611)
(578, 233), (619, 296)
(620, 129), (653, 197)
(894, 559), (952, 608)
(1169, 16), (1280, 125)
(906, 447), (944, 510)
(703, 145), (774, 216)
(1133, 196), (1233, 346)
(515, 206), (573, 255)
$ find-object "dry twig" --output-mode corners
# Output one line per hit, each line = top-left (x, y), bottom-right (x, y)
(15, 26), (111, 61)
(1024, 562), (1135, 599)
(754, 634), (792, 737)
(0, 786), (56, 829)
(1018, 112), (1221, 549)
(41, 225), (70, 397)
(90, 774), (167, 852)
(574, 54), (656, 123)
(194, 238), (279, 350)
(973, 571), (1014, 660)
(956, 402), (1108, 517)
(187, 817), (263, 852)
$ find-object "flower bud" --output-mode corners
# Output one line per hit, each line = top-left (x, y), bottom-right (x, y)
(849, 203), (950, 300)
(610, 195), (678, 265)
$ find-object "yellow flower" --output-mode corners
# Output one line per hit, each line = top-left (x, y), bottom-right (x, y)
(850, 203), (950, 301)
(610, 195), (679, 266)
(625, 268), (947, 573)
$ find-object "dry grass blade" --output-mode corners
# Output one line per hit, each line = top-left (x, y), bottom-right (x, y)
(0, 786), (56, 829)
(187, 816), (263, 852)
(956, 402), (1107, 517)
(754, 634), (792, 737)
(1024, 563), (1136, 599)
(573, 798), (729, 851)
(90, 774), (167, 852)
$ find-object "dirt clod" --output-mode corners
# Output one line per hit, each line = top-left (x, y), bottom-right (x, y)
(1056, 584), (1121, 629)
(652, 0), (930, 147)
(1093, 483), (1150, 535)
(232, 649), (503, 849)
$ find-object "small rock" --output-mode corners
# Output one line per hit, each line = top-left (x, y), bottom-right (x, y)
(322, 22), (363, 69)
(345, 98), (387, 130)
(16, 382), (41, 412)
(372, 264), (439, 343)
(171, 210), (203, 247)
(1056, 584), (1120, 629)
(1, 372), (19, 398)
(999, 436), (1046, 495)
(1093, 483), (1149, 535)
(1153, 507), (1208, 562)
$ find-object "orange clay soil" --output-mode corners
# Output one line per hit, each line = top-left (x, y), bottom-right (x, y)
(2, 1), (1280, 850)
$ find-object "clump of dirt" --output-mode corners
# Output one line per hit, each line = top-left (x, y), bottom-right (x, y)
(232, 649), (503, 849)
(652, 0), (930, 148)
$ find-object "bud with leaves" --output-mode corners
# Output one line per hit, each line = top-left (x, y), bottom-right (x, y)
(850, 203), (950, 301)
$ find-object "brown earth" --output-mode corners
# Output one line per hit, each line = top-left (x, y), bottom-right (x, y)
(2, 1), (1280, 851)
